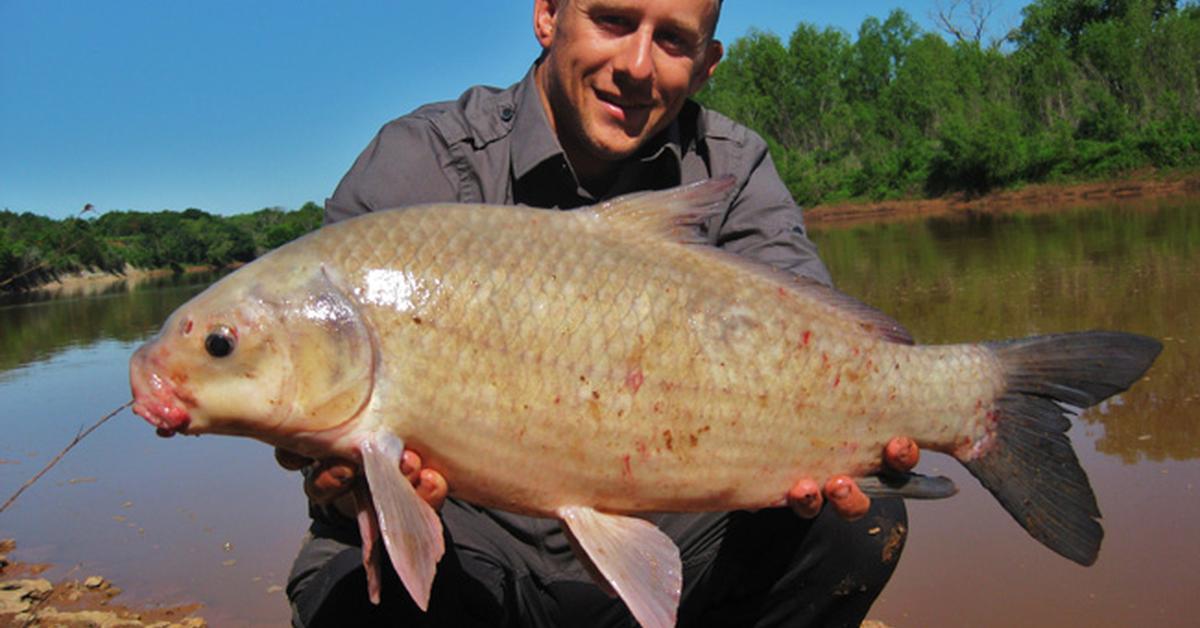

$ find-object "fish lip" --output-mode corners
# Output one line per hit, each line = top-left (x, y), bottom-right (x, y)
(130, 351), (193, 437)
(132, 398), (191, 437)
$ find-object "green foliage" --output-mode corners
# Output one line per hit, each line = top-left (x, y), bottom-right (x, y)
(696, 0), (1200, 204)
(1, 202), (322, 292)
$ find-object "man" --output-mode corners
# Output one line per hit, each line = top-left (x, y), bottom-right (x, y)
(281, 1), (919, 625)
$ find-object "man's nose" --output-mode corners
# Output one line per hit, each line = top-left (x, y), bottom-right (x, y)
(613, 28), (654, 84)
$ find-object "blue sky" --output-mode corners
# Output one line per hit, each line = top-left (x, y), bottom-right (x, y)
(1, 1), (1030, 219)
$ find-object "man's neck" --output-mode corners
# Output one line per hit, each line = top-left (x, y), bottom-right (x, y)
(533, 62), (621, 197)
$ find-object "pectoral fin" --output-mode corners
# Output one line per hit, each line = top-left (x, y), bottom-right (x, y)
(361, 431), (445, 610)
(557, 505), (682, 628)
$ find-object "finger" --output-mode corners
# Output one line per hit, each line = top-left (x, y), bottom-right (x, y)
(306, 460), (358, 504)
(884, 436), (919, 472)
(401, 450), (422, 485)
(415, 469), (448, 511)
(825, 476), (870, 521)
(786, 478), (823, 519)
(274, 448), (312, 471)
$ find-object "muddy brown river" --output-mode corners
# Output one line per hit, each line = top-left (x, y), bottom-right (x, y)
(2, 198), (1197, 626)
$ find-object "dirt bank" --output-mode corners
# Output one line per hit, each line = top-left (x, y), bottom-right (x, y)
(0, 539), (206, 627)
(806, 172), (1200, 227)
(15, 264), (219, 301)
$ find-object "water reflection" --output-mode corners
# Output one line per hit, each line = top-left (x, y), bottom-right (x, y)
(0, 271), (225, 377)
(813, 200), (1200, 464)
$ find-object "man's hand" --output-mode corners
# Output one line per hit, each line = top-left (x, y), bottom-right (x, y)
(786, 436), (920, 521)
(275, 448), (449, 516)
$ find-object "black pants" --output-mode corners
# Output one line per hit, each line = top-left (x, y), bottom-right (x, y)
(288, 497), (906, 628)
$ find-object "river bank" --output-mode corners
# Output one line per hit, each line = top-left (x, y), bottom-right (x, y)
(0, 539), (206, 627)
(806, 171), (1200, 227)
(9, 172), (1199, 298)
(9, 264), (224, 302)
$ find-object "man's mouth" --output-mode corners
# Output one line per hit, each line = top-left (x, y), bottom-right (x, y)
(595, 90), (653, 120)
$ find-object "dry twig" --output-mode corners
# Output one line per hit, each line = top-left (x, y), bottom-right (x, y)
(0, 400), (134, 514)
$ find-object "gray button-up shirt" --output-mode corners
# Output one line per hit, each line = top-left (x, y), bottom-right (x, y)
(325, 66), (832, 285)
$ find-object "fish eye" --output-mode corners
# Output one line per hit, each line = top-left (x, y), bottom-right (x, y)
(205, 327), (236, 358)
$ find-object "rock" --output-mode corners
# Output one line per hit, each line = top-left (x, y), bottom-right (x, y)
(85, 575), (108, 588)
(0, 578), (53, 614)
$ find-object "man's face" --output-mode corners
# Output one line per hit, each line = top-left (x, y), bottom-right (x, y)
(534, 0), (723, 177)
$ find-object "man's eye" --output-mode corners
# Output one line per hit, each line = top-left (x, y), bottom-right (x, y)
(657, 30), (695, 55)
(596, 14), (633, 30)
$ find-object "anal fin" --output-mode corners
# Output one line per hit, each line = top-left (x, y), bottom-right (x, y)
(361, 431), (445, 610)
(352, 483), (382, 605)
(557, 505), (682, 628)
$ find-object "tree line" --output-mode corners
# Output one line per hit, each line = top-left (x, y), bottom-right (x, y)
(695, 0), (1200, 206)
(0, 203), (322, 292)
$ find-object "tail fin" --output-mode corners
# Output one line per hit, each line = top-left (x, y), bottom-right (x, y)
(962, 331), (1161, 566)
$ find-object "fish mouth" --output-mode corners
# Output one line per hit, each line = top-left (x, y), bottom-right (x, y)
(130, 348), (192, 438)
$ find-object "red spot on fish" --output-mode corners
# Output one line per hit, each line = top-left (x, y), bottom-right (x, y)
(821, 353), (830, 369)
(802, 330), (812, 347)
(183, 320), (193, 334)
(663, 430), (674, 451)
(852, 346), (860, 357)
(833, 375), (841, 388)
(621, 455), (633, 479)
(778, 287), (787, 297)
(554, 395), (561, 405)
(635, 441), (649, 459)
(625, 368), (644, 394)
(652, 401), (663, 413)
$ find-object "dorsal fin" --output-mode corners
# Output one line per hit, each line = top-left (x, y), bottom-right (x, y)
(589, 176), (737, 244)
(702, 246), (916, 345)
(785, 274), (915, 345)
(590, 176), (913, 345)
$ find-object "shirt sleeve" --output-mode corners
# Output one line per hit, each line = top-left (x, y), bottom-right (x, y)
(710, 131), (834, 287)
(324, 116), (461, 225)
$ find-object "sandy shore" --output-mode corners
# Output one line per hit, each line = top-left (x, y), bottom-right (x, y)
(17, 265), (219, 300)
(0, 538), (206, 627)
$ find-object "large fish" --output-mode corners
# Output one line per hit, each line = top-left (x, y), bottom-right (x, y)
(129, 178), (1160, 628)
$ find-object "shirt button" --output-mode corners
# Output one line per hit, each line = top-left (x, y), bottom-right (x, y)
(500, 106), (514, 122)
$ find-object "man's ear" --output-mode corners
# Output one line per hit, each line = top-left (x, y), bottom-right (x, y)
(533, 0), (560, 49)
(703, 39), (724, 81)
(690, 39), (724, 94)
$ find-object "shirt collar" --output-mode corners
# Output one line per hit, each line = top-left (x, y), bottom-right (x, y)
(510, 66), (566, 182)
